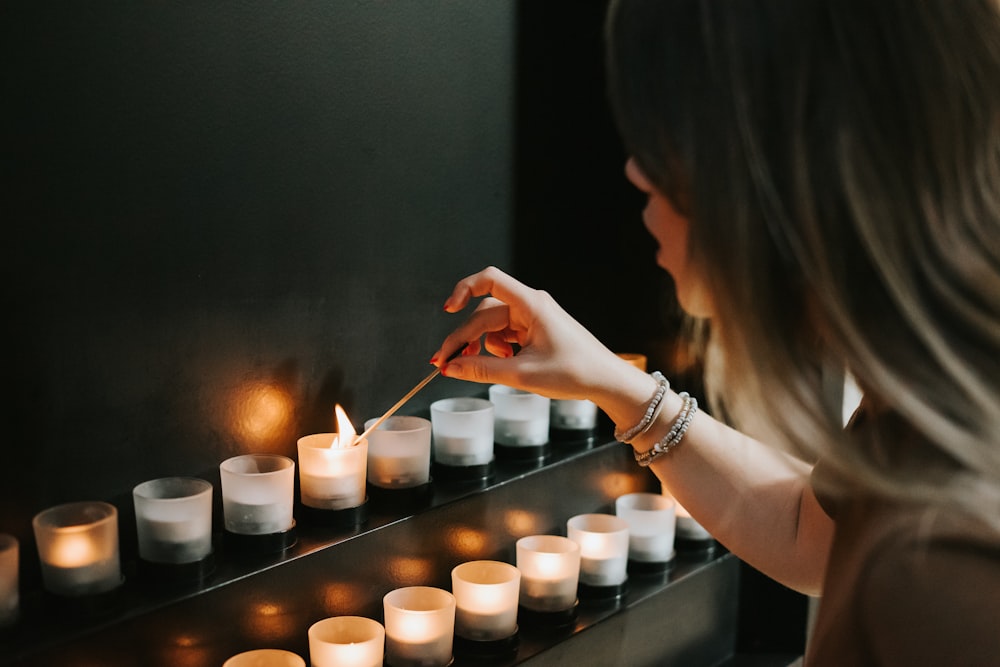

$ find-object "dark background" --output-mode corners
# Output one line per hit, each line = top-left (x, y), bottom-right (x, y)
(0, 1), (676, 562)
(0, 1), (806, 659)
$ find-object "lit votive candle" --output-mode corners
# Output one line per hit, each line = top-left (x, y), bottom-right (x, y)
(309, 616), (385, 667)
(615, 492), (676, 563)
(515, 535), (580, 613)
(298, 434), (368, 510)
(566, 513), (630, 587)
(489, 385), (550, 446)
(550, 399), (598, 431)
(220, 455), (295, 535)
(364, 416), (432, 489)
(222, 648), (305, 667)
(451, 560), (520, 641)
(133, 477), (213, 564)
(383, 586), (456, 667)
(0, 533), (18, 626)
(430, 397), (495, 467)
(32, 501), (122, 597)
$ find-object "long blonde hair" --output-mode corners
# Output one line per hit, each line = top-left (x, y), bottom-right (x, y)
(607, 0), (1000, 523)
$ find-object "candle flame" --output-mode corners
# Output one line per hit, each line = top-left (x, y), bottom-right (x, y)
(331, 404), (357, 448)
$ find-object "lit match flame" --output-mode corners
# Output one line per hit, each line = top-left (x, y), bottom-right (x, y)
(331, 404), (358, 449)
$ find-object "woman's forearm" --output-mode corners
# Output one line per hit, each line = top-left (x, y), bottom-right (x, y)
(592, 363), (833, 595)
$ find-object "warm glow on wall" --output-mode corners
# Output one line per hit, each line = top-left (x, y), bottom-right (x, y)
(320, 582), (368, 616)
(598, 472), (645, 498)
(445, 526), (488, 559)
(242, 601), (298, 643)
(388, 556), (433, 586)
(230, 382), (295, 451)
(503, 509), (542, 536)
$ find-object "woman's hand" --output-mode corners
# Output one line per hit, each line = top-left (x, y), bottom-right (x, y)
(429, 266), (630, 401)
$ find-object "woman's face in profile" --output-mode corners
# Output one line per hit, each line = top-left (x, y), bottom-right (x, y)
(625, 158), (714, 318)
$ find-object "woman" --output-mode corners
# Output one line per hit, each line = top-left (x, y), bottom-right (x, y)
(430, 0), (1000, 664)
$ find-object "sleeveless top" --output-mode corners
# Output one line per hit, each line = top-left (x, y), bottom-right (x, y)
(806, 406), (1000, 665)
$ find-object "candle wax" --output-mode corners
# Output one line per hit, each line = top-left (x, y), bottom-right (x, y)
(579, 556), (627, 587)
(495, 417), (547, 446)
(385, 636), (453, 667)
(225, 501), (289, 534)
(520, 577), (577, 612)
(434, 435), (491, 466)
(41, 558), (120, 596)
(628, 533), (674, 562)
(368, 452), (428, 488)
(300, 473), (364, 510)
(456, 607), (516, 640)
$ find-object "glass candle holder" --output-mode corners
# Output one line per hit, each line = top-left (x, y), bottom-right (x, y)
(32, 501), (122, 597)
(222, 649), (306, 667)
(0, 533), (18, 627)
(488, 385), (550, 447)
(566, 513), (630, 588)
(515, 535), (580, 613)
(133, 477), (213, 565)
(430, 397), (494, 467)
(297, 434), (368, 510)
(550, 399), (598, 431)
(220, 455), (295, 535)
(309, 616), (385, 667)
(451, 560), (520, 641)
(615, 492), (676, 564)
(383, 586), (456, 667)
(364, 416), (432, 489)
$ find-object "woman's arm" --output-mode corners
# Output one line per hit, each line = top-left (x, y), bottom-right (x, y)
(432, 266), (834, 596)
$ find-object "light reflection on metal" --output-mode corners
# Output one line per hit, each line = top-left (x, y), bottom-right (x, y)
(503, 509), (542, 537)
(387, 556), (433, 586)
(445, 526), (488, 560)
(152, 633), (213, 667)
(320, 581), (368, 616)
(230, 382), (295, 452)
(242, 601), (297, 643)
(599, 471), (645, 499)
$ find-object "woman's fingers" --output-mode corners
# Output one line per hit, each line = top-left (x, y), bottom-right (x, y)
(431, 297), (512, 366)
(442, 266), (537, 316)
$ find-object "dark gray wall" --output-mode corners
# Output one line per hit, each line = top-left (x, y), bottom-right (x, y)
(1, 2), (514, 548)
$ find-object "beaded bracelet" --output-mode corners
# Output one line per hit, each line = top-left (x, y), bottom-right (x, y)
(634, 392), (698, 467)
(614, 371), (670, 443)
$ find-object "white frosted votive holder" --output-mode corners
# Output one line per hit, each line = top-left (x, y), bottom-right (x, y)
(32, 501), (123, 598)
(222, 649), (306, 667)
(297, 433), (368, 510)
(220, 454), (296, 553)
(615, 492), (676, 572)
(383, 586), (456, 667)
(489, 385), (551, 462)
(308, 616), (385, 667)
(515, 535), (580, 627)
(451, 560), (520, 657)
(566, 513), (629, 599)
(365, 416), (432, 490)
(133, 477), (213, 565)
(0, 534), (19, 627)
(430, 397), (495, 483)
